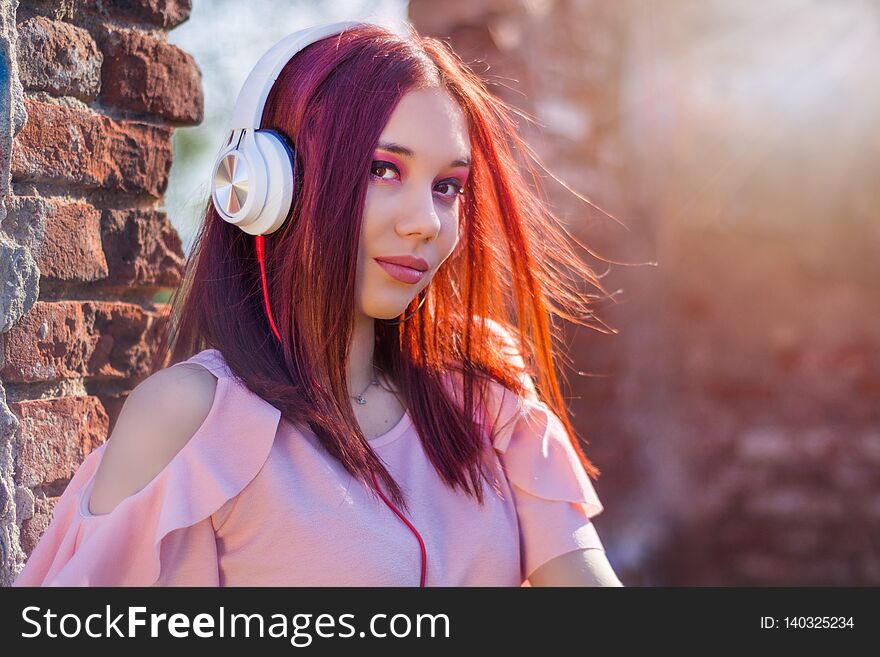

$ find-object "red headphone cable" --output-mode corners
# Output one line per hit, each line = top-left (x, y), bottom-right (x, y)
(370, 469), (428, 587)
(255, 234), (283, 343)
(254, 234), (428, 587)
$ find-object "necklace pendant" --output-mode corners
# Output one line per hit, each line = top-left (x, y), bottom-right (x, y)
(355, 394), (367, 405)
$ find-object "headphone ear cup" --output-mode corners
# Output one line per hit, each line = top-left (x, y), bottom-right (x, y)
(210, 128), (296, 236)
(258, 128), (300, 229)
(248, 129), (296, 235)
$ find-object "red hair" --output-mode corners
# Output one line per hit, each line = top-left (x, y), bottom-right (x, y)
(152, 23), (612, 512)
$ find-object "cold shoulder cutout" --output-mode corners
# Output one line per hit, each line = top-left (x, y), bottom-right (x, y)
(13, 349), (282, 587)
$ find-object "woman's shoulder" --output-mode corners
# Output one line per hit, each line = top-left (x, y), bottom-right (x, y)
(87, 347), (280, 516)
(85, 353), (223, 516)
(13, 348), (283, 586)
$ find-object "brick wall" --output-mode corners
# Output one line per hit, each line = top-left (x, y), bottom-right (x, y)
(619, 2), (880, 586)
(0, 0), (201, 585)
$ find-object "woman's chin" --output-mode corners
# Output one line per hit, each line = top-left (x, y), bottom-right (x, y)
(363, 301), (419, 321)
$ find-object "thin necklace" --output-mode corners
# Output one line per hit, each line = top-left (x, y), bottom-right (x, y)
(349, 366), (380, 405)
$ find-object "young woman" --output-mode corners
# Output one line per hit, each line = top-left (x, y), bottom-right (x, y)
(14, 21), (623, 587)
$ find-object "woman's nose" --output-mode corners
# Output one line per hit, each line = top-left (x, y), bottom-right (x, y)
(398, 187), (442, 241)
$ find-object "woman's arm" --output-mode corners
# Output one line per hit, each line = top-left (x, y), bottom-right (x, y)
(527, 547), (624, 587)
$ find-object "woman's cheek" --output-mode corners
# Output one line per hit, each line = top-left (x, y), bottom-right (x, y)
(361, 196), (393, 238)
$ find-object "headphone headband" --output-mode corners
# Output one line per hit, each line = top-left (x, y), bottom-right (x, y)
(210, 20), (372, 235)
(228, 20), (367, 130)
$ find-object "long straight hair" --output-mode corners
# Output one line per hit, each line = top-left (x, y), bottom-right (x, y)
(152, 23), (613, 513)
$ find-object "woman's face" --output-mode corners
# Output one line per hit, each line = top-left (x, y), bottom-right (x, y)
(356, 87), (471, 320)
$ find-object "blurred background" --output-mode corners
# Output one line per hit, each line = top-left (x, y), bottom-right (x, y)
(164, 0), (880, 585)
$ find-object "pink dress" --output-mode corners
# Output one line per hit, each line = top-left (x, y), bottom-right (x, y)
(13, 347), (606, 587)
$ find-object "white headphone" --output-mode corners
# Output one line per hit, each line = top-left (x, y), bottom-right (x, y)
(209, 20), (369, 236)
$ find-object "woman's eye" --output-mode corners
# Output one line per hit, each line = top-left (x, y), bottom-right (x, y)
(370, 161), (399, 181)
(435, 181), (465, 201)
(370, 161), (464, 202)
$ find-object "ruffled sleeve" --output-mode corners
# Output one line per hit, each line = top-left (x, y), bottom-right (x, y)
(12, 349), (282, 587)
(489, 385), (606, 582)
(477, 318), (606, 582)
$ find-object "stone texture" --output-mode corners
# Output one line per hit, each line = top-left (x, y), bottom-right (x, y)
(0, 235), (40, 334)
(16, 15), (102, 102)
(95, 23), (203, 124)
(16, 493), (51, 557)
(3, 0), (200, 586)
(2, 0), (32, 587)
(10, 395), (108, 489)
(101, 207), (186, 286)
(96, 0), (193, 29)
(1, 299), (164, 383)
(20, 0), (193, 29)
(35, 199), (108, 282)
(11, 96), (173, 197)
(3, 196), (186, 287)
(1, 194), (47, 255)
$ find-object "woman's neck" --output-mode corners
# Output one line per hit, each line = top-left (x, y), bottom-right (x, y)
(347, 312), (377, 397)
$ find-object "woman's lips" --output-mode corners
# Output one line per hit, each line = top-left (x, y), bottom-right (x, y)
(374, 258), (426, 284)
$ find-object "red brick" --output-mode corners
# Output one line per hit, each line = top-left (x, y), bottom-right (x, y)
(1, 300), (158, 383)
(95, 24), (203, 124)
(101, 207), (186, 286)
(10, 395), (108, 489)
(90, 0), (193, 29)
(16, 16), (103, 102)
(12, 97), (173, 197)
(4, 197), (184, 286)
(35, 200), (108, 282)
(19, 0), (192, 29)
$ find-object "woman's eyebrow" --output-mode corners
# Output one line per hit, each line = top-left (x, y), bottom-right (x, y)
(376, 141), (471, 168)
